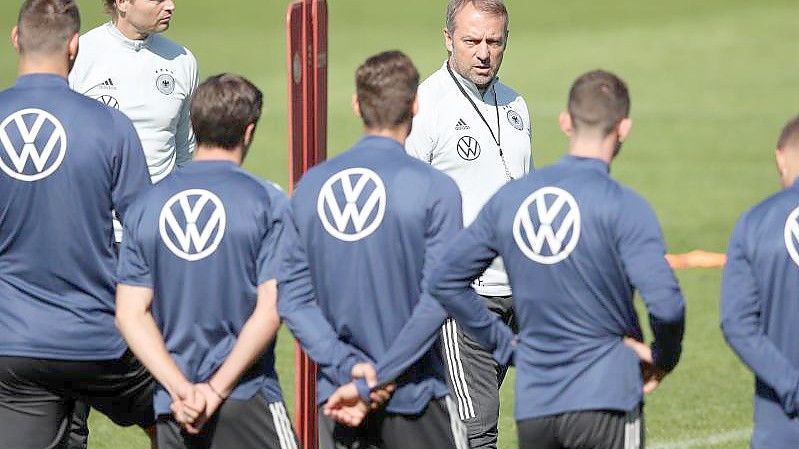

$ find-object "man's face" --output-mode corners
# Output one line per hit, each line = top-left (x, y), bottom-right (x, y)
(119, 0), (175, 35)
(445, 3), (508, 89)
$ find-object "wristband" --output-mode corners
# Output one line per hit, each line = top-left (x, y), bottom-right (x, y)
(207, 382), (226, 401)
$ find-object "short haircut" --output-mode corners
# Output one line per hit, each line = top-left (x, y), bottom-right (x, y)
(16, 0), (80, 55)
(568, 70), (631, 136)
(446, 0), (508, 34)
(102, 0), (116, 16)
(190, 74), (264, 150)
(777, 115), (799, 151)
(355, 51), (419, 130)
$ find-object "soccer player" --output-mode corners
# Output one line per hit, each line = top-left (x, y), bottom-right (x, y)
(404, 1), (531, 446)
(0, 2), (154, 449)
(69, 0), (198, 184)
(114, 73), (315, 449)
(281, 50), (472, 449)
(721, 115), (799, 448)
(421, 70), (686, 448)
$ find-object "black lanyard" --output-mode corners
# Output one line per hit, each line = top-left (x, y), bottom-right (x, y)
(446, 64), (513, 180)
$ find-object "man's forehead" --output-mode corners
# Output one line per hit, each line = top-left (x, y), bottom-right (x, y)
(452, 7), (507, 33)
(453, 15), (507, 36)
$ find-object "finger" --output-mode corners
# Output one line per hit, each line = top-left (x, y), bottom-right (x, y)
(370, 389), (391, 404)
(324, 396), (342, 414)
(352, 363), (378, 388)
(182, 406), (201, 421)
(623, 338), (653, 364)
(170, 402), (182, 418)
(643, 378), (660, 394)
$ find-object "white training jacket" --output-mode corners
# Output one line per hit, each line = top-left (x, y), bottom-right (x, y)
(69, 22), (199, 184)
(406, 61), (533, 297)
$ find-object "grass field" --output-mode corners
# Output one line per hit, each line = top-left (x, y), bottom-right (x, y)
(2, 1), (799, 448)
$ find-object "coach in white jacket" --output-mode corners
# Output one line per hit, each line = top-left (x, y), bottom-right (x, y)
(405, 1), (532, 448)
(64, 2), (197, 448)
(70, 0), (198, 184)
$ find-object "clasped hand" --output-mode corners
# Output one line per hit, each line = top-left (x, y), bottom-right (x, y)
(170, 382), (226, 434)
(623, 337), (667, 394)
(323, 363), (396, 427)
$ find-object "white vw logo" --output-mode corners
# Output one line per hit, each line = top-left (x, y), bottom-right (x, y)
(784, 206), (799, 267)
(317, 168), (386, 242)
(513, 186), (581, 264)
(159, 189), (226, 261)
(0, 108), (67, 182)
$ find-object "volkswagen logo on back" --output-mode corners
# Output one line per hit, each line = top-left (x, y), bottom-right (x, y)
(317, 168), (386, 242)
(513, 187), (581, 264)
(0, 108), (67, 182)
(159, 189), (226, 261)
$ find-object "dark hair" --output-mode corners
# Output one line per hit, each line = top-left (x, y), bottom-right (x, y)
(17, 0), (80, 55)
(446, 0), (508, 34)
(568, 70), (631, 136)
(190, 74), (264, 150)
(355, 51), (419, 130)
(102, 0), (116, 16)
(777, 115), (799, 151)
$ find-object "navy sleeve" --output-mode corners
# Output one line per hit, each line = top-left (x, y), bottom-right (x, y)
(366, 177), (464, 388)
(256, 191), (288, 284)
(276, 198), (368, 384)
(721, 214), (799, 415)
(616, 190), (686, 372)
(110, 111), (151, 221)
(364, 178), (513, 399)
(428, 193), (515, 366)
(116, 204), (152, 288)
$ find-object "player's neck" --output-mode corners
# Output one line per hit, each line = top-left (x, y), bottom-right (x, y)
(193, 146), (243, 166)
(364, 127), (409, 146)
(113, 19), (151, 41)
(18, 57), (69, 79)
(568, 136), (614, 164)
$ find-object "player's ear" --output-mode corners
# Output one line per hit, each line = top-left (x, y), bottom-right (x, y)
(351, 93), (362, 119)
(67, 33), (79, 63)
(116, 0), (129, 15)
(558, 111), (573, 137)
(11, 26), (20, 53)
(617, 117), (633, 142)
(776, 148), (788, 181)
(243, 123), (256, 147)
(411, 94), (419, 118)
(444, 27), (454, 54)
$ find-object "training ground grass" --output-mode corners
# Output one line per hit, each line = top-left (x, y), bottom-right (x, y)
(1, 1), (798, 448)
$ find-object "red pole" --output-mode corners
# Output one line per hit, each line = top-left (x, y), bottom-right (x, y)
(287, 1), (326, 448)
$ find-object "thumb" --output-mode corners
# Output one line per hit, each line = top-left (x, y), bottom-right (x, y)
(623, 337), (653, 364)
(352, 364), (378, 388)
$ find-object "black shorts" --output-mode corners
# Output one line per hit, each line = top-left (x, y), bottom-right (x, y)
(0, 351), (155, 449)
(157, 394), (299, 449)
(318, 396), (468, 449)
(517, 406), (644, 449)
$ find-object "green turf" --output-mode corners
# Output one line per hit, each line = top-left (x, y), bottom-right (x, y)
(2, 1), (799, 448)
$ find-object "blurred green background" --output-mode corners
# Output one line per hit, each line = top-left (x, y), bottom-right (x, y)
(2, 0), (798, 448)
